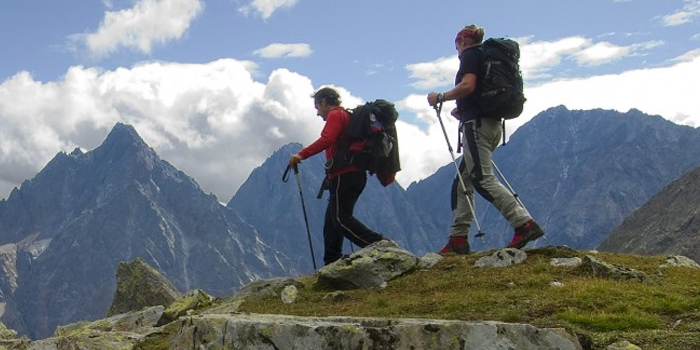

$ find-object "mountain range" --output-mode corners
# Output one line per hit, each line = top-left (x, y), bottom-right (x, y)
(405, 106), (700, 251)
(232, 105), (700, 263)
(1, 105), (699, 339)
(0, 124), (291, 339)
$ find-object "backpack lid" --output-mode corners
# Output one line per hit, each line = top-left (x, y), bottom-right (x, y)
(371, 99), (398, 126)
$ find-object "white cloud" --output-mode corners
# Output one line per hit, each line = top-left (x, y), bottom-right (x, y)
(573, 41), (630, 66)
(239, 0), (297, 20)
(84, 0), (203, 58)
(519, 36), (591, 79)
(393, 95), (460, 188)
(630, 40), (665, 51)
(515, 52), (700, 132)
(397, 50), (700, 187)
(673, 48), (700, 62)
(406, 36), (596, 89)
(406, 56), (458, 89)
(2, 51), (699, 202)
(254, 43), (312, 58)
(663, 11), (694, 26)
(407, 36), (662, 88)
(0, 60), (325, 202)
(663, 0), (700, 26)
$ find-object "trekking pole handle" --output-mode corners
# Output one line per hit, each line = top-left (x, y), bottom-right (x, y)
(282, 164), (298, 183)
(283, 162), (318, 270)
(434, 102), (454, 155)
(434, 101), (443, 116)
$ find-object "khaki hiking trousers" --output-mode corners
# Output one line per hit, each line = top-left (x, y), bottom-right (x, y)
(450, 117), (531, 237)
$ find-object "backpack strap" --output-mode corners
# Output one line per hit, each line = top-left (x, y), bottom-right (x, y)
(501, 119), (507, 146)
(457, 121), (463, 154)
(325, 107), (356, 175)
(316, 177), (329, 199)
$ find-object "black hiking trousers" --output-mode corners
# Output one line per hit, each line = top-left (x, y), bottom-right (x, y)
(323, 171), (384, 265)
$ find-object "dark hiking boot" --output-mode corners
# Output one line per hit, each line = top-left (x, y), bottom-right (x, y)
(507, 219), (544, 249)
(439, 236), (470, 255)
(325, 254), (352, 266)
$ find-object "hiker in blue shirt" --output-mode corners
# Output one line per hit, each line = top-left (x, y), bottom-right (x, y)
(427, 24), (544, 254)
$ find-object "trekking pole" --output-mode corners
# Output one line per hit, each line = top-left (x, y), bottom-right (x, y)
(491, 160), (549, 244)
(283, 164), (317, 270)
(490, 160), (530, 216)
(433, 103), (485, 239)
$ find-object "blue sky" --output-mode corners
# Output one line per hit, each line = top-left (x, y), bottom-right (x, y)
(1, 0), (699, 202)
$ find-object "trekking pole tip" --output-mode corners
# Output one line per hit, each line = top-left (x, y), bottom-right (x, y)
(474, 231), (486, 245)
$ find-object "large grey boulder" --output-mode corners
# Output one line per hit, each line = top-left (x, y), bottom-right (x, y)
(165, 313), (582, 350)
(551, 257), (583, 267)
(202, 277), (305, 315)
(233, 277), (304, 300)
(606, 340), (643, 350)
(581, 255), (652, 283)
(315, 240), (420, 290)
(475, 248), (527, 268)
(157, 289), (213, 326)
(27, 306), (163, 350)
(660, 255), (700, 269)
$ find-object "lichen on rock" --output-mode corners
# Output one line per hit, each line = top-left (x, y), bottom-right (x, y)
(106, 258), (181, 317)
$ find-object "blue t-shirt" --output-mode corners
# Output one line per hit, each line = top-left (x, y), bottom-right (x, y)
(455, 46), (483, 121)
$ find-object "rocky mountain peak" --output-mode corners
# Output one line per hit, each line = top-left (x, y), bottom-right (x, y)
(103, 122), (147, 148)
(91, 122), (158, 170)
(599, 166), (700, 262)
(0, 123), (291, 339)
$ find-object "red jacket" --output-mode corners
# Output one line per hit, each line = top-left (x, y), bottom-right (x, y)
(298, 107), (362, 178)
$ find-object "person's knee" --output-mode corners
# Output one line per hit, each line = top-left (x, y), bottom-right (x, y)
(335, 216), (356, 228)
(474, 178), (498, 202)
(474, 173), (500, 189)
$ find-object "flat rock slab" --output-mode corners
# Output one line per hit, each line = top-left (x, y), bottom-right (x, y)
(166, 313), (583, 350)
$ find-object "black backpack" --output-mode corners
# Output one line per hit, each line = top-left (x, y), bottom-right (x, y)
(476, 38), (526, 119)
(325, 99), (400, 187)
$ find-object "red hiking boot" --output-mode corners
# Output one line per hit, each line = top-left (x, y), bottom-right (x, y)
(439, 236), (470, 255)
(507, 219), (544, 249)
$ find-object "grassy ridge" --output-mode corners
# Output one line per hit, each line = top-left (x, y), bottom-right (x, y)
(239, 247), (700, 350)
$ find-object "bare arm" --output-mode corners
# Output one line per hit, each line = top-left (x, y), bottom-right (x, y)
(427, 73), (477, 106)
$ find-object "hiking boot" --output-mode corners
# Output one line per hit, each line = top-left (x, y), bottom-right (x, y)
(507, 219), (544, 249)
(439, 236), (470, 255)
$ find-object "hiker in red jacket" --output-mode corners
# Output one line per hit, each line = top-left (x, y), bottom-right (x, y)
(289, 87), (384, 265)
(427, 24), (544, 254)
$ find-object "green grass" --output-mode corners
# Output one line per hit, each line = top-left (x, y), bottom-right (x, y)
(235, 248), (700, 350)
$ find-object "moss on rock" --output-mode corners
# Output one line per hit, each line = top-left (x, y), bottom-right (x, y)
(107, 258), (181, 317)
(157, 289), (212, 326)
